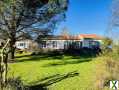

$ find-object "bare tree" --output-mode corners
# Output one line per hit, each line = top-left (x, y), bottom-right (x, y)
(0, 39), (10, 90)
(107, 0), (119, 41)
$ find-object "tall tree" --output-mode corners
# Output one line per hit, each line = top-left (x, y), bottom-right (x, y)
(0, 0), (68, 60)
(107, 0), (119, 40)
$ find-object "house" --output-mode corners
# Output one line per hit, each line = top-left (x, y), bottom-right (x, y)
(40, 34), (102, 50)
(15, 39), (39, 50)
(15, 34), (102, 50)
(40, 35), (81, 49)
(79, 34), (102, 48)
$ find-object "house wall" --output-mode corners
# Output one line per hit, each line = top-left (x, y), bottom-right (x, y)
(56, 40), (65, 49)
(43, 40), (65, 49)
(16, 40), (30, 49)
(81, 39), (101, 48)
(43, 40), (81, 50)
(15, 39), (102, 50)
(16, 40), (39, 50)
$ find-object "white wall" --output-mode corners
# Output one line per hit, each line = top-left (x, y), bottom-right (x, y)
(16, 40), (29, 49)
(44, 40), (81, 49)
(44, 40), (65, 49)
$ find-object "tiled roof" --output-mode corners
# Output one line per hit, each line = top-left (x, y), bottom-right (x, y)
(46, 34), (102, 40)
(79, 34), (102, 40)
(47, 35), (81, 40)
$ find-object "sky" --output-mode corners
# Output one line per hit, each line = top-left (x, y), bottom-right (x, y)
(54, 0), (112, 36)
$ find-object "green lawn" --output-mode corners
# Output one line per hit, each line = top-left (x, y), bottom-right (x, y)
(8, 53), (97, 90)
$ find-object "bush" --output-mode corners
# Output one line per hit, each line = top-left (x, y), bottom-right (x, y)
(2, 77), (26, 90)
(64, 47), (101, 57)
(95, 55), (119, 89)
(31, 48), (64, 56)
(101, 37), (113, 55)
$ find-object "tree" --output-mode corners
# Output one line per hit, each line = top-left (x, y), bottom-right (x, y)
(107, 0), (119, 40)
(0, 39), (10, 89)
(60, 26), (70, 36)
(0, 0), (68, 60)
(35, 28), (52, 43)
(101, 37), (113, 54)
(102, 37), (112, 47)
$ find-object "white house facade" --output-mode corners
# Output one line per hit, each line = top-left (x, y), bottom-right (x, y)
(15, 39), (38, 50)
(15, 34), (102, 50)
(39, 34), (102, 50)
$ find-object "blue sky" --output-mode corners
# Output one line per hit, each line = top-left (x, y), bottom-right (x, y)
(54, 0), (112, 36)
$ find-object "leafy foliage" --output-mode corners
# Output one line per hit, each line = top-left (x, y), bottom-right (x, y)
(101, 37), (113, 54)
(0, 0), (68, 40)
(0, 0), (69, 59)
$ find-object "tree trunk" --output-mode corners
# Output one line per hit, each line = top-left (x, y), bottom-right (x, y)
(0, 39), (10, 89)
(8, 47), (15, 61)
(8, 38), (16, 61)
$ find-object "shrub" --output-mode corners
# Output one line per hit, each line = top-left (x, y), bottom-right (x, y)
(95, 55), (119, 89)
(95, 56), (110, 89)
(101, 37), (113, 55)
(2, 77), (26, 90)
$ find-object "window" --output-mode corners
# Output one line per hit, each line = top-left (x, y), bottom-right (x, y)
(89, 41), (100, 48)
(41, 41), (46, 48)
(52, 41), (57, 48)
(19, 43), (25, 47)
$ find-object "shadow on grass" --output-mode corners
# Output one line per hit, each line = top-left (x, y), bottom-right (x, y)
(15, 54), (64, 63)
(15, 54), (32, 58)
(15, 53), (94, 64)
(15, 48), (99, 63)
(16, 54), (63, 59)
(26, 71), (79, 90)
(43, 58), (92, 67)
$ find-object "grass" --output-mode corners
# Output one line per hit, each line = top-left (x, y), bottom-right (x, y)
(8, 53), (98, 90)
